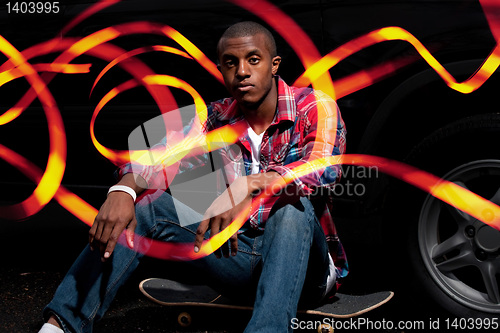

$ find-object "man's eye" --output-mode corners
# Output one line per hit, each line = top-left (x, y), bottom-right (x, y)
(249, 57), (260, 64)
(225, 60), (235, 67)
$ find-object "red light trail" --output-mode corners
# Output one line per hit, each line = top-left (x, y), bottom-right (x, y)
(0, 0), (499, 260)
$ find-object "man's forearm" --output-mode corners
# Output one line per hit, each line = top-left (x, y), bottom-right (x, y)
(246, 171), (287, 195)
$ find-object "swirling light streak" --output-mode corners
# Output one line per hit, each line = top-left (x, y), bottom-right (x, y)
(0, 42), (179, 129)
(91, 45), (192, 94)
(1, 0), (499, 262)
(0, 144), (98, 223)
(0, 62), (91, 125)
(0, 19), (227, 218)
(481, 0), (500, 41)
(332, 56), (417, 100)
(0, 63), (91, 86)
(48, 21), (225, 170)
(138, 153), (500, 261)
(295, 26), (500, 95)
(90, 74), (245, 168)
(1, 20), (223, 137)
(58, 21), (223, 85)
(0, 36), (66, 219)
(0, 45), (182, 218)
(0, 34), (182, 155)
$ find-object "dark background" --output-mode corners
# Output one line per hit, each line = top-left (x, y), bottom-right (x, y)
(1, 0), (499, 331)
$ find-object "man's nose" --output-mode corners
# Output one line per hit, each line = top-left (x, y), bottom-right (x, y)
(236, 62), (250, 78)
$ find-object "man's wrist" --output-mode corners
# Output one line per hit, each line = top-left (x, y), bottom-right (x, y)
(108, 185), (137, 202)
(247, 171), (285, 195)
(118, 173), (147, 195)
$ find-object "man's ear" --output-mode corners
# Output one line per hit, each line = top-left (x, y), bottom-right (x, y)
(271, 56), (281, 75)
(217, 64), (221, 72)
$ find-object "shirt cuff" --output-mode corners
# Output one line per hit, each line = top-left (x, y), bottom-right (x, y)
(118, 163), (155, 187)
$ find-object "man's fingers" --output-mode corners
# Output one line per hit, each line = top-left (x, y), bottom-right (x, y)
(101, 219), (136, 262)
(126, 217), (137, 249)
(197, 209), (242, 258)
(89, 217), (98, 250)
(220, 218), (233, 258)
(103, 229), (120, 261)
(194, 219), (209, 254)
(98, 224), (113, 260)
(221, 242), (230, 258)
(230, 233), (238, 256)
(89, 191), (136, 261)
(210, 217), (223, 259)
(91, 218), (105, 256)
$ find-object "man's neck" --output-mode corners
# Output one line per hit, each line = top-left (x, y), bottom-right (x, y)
(241, 77), (278, 135)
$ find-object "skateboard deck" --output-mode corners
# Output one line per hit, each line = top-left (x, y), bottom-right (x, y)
(139, 278), (393, 329)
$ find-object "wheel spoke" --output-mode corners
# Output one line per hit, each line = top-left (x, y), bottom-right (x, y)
(445, 181), (472, 224)
(452, 180), (469, 191)
(490, 187), (500, 205)
(431, 232), (468, 260)
(445, 203), (472, 226)
(435, 249), (476, 273)
(480, 263), (500, 304)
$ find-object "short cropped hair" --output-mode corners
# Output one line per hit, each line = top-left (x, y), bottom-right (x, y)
(217, 21), (277, 58)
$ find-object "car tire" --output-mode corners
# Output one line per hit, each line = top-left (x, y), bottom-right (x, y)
(389, 113), (500, 318)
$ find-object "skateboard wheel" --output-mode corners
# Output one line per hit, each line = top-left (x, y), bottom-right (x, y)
(318, 323), (333, 333)
(177, 312), (192, 327)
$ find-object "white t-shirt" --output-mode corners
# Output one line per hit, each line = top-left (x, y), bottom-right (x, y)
(246, 123), (337, 297)
(246, 125), (264, 175)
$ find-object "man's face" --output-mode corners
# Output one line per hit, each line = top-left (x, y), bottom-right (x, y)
(217, 33), (281, 108)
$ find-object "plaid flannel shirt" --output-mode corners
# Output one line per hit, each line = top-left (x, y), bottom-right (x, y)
(120, 76), (348, 279)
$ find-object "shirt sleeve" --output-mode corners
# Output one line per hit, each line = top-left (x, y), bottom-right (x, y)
(270, 91), (346, 196)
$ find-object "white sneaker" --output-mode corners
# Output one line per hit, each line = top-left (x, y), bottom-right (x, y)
(38, 323), (64, 333)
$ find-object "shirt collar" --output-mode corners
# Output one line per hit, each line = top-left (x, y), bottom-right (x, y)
(273, 76), (296, 124)
(216, 76), (296, 126)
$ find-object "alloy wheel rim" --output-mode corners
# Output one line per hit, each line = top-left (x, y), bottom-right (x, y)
(419, 160), (500, 313)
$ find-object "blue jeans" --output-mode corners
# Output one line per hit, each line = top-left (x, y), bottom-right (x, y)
(44, 191), (331, 332)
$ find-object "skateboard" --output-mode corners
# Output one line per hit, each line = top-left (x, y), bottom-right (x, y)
(139, 278), (393, 331)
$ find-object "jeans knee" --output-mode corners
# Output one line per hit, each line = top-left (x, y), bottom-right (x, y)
(133, 191), (170, 235)
(267, 197), (315, 234)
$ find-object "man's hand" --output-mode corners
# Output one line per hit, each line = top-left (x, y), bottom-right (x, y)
(89, 173), (145, 262)
(89, 192), (137, 261)
(193, 172), (285, 258)
(194, 176), (252, 258)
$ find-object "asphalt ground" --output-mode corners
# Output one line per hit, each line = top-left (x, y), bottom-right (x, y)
(0, 201), (448, 333)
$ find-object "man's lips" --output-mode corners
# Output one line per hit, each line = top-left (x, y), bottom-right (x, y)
(236, 83), (254, 92)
